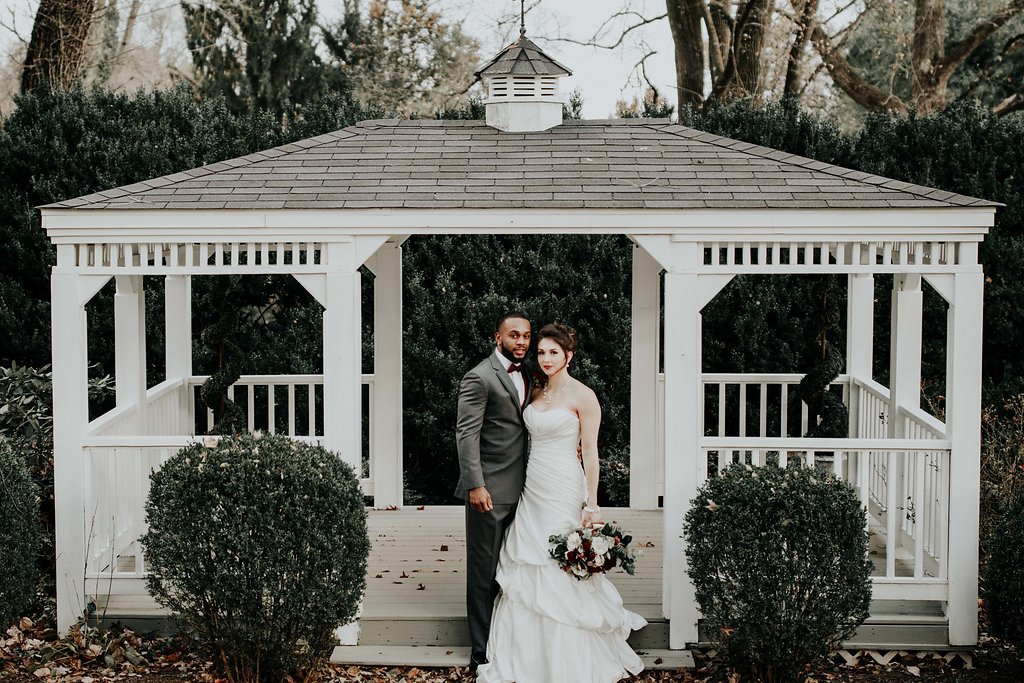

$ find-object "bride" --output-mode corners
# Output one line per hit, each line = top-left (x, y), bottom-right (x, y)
(476, 322), (646, 683)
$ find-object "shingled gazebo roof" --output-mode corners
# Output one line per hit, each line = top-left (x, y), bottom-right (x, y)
(474, 33), (572, 79)
(43, 119), (997, 212)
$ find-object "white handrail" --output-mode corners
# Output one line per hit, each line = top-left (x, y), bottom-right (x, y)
(898, 405), (947, 439)
(145, 377), (184, 401)
(87, 403), (136, 435)
(700, 372), (852, 384)
(851, 376), (890, 402)
(700, 437), (951, 451)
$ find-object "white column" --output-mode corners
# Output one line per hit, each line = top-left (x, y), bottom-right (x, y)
(945, 270), (983, 646)
(370, 241), (404, 508)
(165, 275), (192, 434)
(846, 273), (874, 437)
(887, 274), (923, 438)
(630, 245), (661, 509)
(663, 268), (702, 648)
(323, 243), (363, 475)
(51, 270), (90, 634)
(165, 275), (192, 379)
(114, 275), (147, 425)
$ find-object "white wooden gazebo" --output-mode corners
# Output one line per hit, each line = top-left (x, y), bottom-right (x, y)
(44, 35), (994, 655)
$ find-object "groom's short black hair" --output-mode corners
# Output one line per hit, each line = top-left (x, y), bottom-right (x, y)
(495, 311), (531, 333)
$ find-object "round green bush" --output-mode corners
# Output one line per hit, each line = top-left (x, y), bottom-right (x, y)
(0, 437), (42, 627)
(983, 493), (1024, 649)
(141, 432), (369, 682)
(684, 464), (872, 682)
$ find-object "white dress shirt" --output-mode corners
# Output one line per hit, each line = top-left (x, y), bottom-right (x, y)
(494, 348), (526, 406)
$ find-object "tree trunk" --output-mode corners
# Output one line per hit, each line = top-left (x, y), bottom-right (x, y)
(733, 0), (774, 99)
(784, 0), (819, 98)
(665, 0), (706, 109)
(21, 0), (95, 93)
(706, 0), (731, 88)
(711, 0), (773, 102)
(911, 0), (947, 111)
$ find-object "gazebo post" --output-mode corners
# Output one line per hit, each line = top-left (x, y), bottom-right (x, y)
(367, 239), (404, 508)
(888, 274), (923, 436)
(164, 275), (192, 433)
(945, 265), (984, 646)
(51, 258), (98, 634)
(114, 276), (147, 428)
(629, 244), (661, 509)
(662, 253), (704, 648)
(323, 243), (364, 474)
(846, 273), (874, 436)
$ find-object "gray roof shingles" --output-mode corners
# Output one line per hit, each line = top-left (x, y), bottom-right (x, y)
(43, 119), (998, 211)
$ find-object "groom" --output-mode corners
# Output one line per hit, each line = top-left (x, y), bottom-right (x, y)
(455, 312), (532, 671)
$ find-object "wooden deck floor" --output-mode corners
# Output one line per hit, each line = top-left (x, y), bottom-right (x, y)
(362, 506), (663, 621)
(97, 506), (953, 651)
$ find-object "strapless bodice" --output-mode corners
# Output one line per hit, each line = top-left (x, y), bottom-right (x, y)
(524, 405), (580, 453)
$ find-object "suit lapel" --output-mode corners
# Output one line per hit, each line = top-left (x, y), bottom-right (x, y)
(490, 354), (525, 418)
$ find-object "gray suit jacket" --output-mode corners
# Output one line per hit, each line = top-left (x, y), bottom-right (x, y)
(454, 354), (532, 504)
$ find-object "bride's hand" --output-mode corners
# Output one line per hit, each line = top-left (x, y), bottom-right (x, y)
(582, 507), (602, 528)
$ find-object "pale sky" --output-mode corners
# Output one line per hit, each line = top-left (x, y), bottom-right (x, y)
(0, 0), (680, 119)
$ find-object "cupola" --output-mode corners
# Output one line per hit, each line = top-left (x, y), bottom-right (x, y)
(474, 30), (572, 133)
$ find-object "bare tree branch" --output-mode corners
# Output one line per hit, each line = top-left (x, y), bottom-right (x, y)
(955, 32), (1024, 101)
(811, 23), (908, 113)
(941, 0), (1024, 80)
(994, 92), (1024, 116)
(540, 11), (668, 50)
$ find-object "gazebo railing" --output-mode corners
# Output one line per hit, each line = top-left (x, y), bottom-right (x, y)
(701, 373), (852, 438)
(81, 435), (329, 594)
(698, 437), (951, 600)
(81, 373), (375, 594)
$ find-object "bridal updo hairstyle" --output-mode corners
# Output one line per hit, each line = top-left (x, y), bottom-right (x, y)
(535, 323), (578, 386)
(536, 322), (578, 355)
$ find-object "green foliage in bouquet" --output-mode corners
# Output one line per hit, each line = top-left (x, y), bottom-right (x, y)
(548, 522), (639, 580)
(0, 437), (43, 627)
(983, 492), (1024, 649)
(141, 432), (369, 683)
(684, 464), (872, 683)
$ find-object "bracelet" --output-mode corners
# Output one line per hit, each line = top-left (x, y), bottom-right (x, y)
(584, 505), (601, 513)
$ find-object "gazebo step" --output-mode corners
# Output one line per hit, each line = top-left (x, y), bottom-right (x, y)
(330, 645), (694, 670)
(355, 616), (670, 649)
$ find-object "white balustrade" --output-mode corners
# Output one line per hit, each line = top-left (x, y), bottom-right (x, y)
(698, 438), (951, 591)
(701, 373), (851, 438)
(702, 240), (958, 273)
(73, 241), (327, 274)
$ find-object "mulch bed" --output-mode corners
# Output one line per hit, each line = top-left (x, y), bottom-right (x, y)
(3, 616), (1023, 682)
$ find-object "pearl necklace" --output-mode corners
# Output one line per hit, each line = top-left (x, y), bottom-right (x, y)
(543, 380), (567, 405)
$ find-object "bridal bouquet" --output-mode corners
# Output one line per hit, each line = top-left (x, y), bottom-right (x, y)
(548, 523), (639, 580)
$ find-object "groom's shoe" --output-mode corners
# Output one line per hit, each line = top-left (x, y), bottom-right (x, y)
(469, 651), (488, 672)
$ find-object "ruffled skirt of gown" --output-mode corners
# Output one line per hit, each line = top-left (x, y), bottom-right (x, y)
(476, 407), (646, 683)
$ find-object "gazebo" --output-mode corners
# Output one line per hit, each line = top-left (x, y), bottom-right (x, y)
(44, 34), (994, 656)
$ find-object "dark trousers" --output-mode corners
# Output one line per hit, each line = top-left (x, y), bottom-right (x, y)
(465, 501), (517, 656)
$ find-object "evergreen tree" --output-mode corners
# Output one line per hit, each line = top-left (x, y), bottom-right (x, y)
(181, 0), (326, 116)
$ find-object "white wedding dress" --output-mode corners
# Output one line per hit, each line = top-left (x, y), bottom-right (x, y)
(476, 405), (646, 683)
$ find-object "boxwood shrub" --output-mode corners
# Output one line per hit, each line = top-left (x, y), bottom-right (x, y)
(0, 437), (42, 627)
(141, 432), (369, 682)
(684, 463), (872, 682)
(983, 493), (1024, 649)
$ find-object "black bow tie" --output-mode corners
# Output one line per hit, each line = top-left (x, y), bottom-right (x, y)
(508, 363), (523, 374)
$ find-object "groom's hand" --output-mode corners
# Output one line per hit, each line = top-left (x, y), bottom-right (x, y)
(469, 486), (493, 512)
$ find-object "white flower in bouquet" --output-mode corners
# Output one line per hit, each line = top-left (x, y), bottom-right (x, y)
(566, 531), (582, 551)
(571, 564), (589, 578)
(591, 535), (610, 555)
